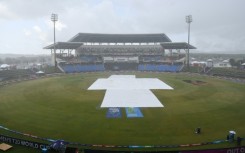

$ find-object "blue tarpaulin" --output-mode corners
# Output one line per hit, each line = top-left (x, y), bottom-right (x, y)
(125, 107), (143, 118)
(106, 108), (122, 118)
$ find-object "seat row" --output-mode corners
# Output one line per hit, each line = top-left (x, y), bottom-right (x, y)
(61, 64), (182, 73)
(62, 64), (105, 73)
(138, 64), (182, 72)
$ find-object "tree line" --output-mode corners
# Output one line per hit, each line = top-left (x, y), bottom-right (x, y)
(0, 56), (51, 65)
(229, 58), (245, 68)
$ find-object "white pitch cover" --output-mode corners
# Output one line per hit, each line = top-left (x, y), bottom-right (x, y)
(101, 89), (164, 107)
(88, 75), (173, 108)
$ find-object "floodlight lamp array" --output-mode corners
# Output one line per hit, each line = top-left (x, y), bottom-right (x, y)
(51, 13), (58, 22)
(185, 15), (192, 23)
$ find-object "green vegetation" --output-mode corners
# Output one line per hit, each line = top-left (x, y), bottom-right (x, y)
(181, 66), (203, 73)
(208, 67), (245, 78)
(0, 69), (34, 81)
(40, 66), (62, 74)
(0, 72), (244, 152)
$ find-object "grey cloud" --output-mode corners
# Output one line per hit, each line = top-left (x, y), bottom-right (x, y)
(1, 0), (245, 53)
(0, 0), (85, 19)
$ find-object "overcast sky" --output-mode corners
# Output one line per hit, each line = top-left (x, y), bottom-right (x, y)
(0, 0), (245, 54)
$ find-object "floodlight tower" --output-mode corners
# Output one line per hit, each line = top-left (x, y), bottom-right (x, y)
(51, 13), (58, 67)
(186, 15), (192, 70)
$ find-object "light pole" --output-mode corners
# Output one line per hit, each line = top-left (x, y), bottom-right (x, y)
(51, 13), (58, 67)
(186, 15), (192, 70)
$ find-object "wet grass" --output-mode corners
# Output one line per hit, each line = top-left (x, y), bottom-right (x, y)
(0, 72), (244, 152)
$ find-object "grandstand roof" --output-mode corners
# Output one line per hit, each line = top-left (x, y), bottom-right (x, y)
(68, 33), (172, 43)
(43, 42), (83, 49)
(43, 34), (197, 50)
(160, 42), (196, 49)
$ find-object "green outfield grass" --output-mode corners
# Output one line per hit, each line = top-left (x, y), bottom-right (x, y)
(0, 72), (244, 152)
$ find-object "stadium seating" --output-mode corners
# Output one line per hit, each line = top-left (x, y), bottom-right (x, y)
(62, 65), (76, 73)
(61, 64), (105, 73)
(142, 56), (162, 62)
(62, 63), (182, 73)
(138, 64), (182, 72)
(80, 56), (98, 62)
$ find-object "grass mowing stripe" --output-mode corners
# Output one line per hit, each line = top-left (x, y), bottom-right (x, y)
(0, 72), (244, 151)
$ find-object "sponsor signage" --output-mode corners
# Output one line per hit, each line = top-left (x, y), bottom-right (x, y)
(180, 147), (245, 153)
(0, 134), (50, 150)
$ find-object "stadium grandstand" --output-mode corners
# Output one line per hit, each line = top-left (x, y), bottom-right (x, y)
(44, 33), (196, 73)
